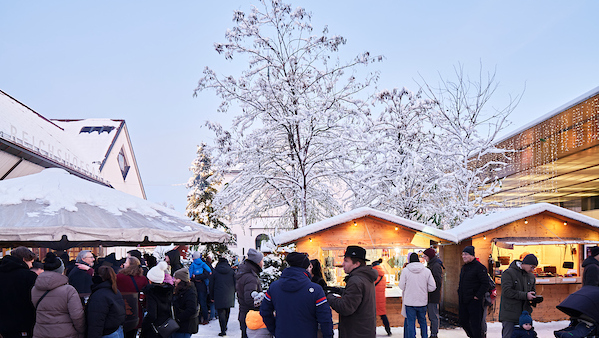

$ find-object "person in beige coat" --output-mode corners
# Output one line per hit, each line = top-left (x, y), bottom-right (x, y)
(398, 253), (436, 338)
(31, 252), (85, 338)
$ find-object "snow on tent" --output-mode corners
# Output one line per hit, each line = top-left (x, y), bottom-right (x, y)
(0, 168), (229, 249)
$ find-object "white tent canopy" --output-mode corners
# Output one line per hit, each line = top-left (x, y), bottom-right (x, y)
(0, 168), (228, 249)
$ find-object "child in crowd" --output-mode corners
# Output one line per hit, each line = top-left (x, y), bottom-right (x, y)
(246, 291), (272, 338)
(511, 311), (537, 338)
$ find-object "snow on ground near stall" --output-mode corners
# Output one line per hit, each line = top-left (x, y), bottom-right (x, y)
(191, 302), (569, 337)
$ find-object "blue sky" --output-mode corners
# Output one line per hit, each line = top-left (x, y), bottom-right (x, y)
(1, 1), (598, 213)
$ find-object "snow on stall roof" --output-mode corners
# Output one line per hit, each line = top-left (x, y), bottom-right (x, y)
(52, 119), (123, 165)
(0, 168), (202, 222)
(273, 207), (456, 245)
(446, 202), (599, 242)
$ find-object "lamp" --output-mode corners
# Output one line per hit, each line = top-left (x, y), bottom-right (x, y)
(564, 221), (567, 226)
(309, 238), (312, 242)
(524, 219), (528, 224)
(395, 226), (399, 231)
(353, 221), (357, 227)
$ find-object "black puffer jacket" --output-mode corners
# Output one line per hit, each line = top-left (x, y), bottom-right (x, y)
(235, 260), (262, 314)
(140, 283), (174, 338)
(582, 256), (599, 287)
(427, 256), (444, 303)
(172, 283), (199, 334)
(86, 281), (126, 338)
(458, 258), (488, 303)
(0, 255), (38, 336)
(210, 259), (236, 309)
(326, 265), (378, 338)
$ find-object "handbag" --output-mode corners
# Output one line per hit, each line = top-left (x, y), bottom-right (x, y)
(152, 317), (180, 338)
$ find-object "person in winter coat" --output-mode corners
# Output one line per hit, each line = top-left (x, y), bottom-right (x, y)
(309, 259), (327, 289)
(372, 259), (392, 336)
(116, 256), (149, 338)
(0, 246), (37, 338)
(140, 262), (175, 338)
(423, 247), (444, 338)
(399, 253), (436, 338)
(31, 252), (85, 338)
(582, 246), (599, 287)
(69, 250), (95, 294)
(499, 254), (538, 338)
(209, 257), (236, 337)
(511, 311), (537, 338)
(260, 252), (333, 338)
(86, 266), (126, 338)
(457, 246), (489, 338)
(188, 252), (212, 325)
(247, 292), (272, 338)
(165, 249), (183, 272)
(326, 245), (379, 338)
(236, 248), (264, 338)
(171, 269), (199, 338)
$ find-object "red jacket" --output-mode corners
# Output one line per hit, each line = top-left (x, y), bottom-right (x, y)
(373, 264), (387, 316)
(116, 273), (149, 329)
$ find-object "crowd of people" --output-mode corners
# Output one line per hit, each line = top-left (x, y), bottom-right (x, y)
(2, 243), (598, 338)
(0, 247), (237, 338)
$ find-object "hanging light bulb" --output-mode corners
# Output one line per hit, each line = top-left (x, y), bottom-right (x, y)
(564, 221), (567, 226)
(309, 238), (312, 242)
(483, 235), (487, 240)
(353, 221), (357, 227)
(395, 226), (399, 231)
(524, 219), (528, 224)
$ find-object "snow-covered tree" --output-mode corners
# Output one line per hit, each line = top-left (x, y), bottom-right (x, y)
(186, 143), (235, 256)
(195, 0), (381, 229)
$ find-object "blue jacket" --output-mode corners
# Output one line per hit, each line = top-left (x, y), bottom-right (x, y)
(260, 267), (333, 338)
(511, 327), (537, 338)
(189, 257), (212, 286)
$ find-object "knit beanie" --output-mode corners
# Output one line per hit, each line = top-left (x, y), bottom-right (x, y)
(423, 248), (436, 259)
(147, 261), (168, 283)
(409, 252), (420, 263)
(43, 252), (65, 275)
(519, 311), (532, 327)
(173, 268), (190, 282)
(522, 254), (538, 266)
(591, 246), (599, 257)
(463, 246), (475, 256)
(247, 248), (264, 265)
(192, 251), (202, 260)
(286, 252), (310, 269)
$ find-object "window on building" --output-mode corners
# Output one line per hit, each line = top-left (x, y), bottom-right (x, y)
(255, 234), (269, 251)
(117, 147), (130, 180)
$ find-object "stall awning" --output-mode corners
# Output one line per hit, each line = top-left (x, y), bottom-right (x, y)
(493, 237), (599, 249)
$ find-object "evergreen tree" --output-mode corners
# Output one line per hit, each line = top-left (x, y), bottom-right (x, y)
(186, 143), (235, 256)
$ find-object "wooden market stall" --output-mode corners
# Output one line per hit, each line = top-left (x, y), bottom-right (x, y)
(273, 207), (455, 327)
(442, 203), (599, 322)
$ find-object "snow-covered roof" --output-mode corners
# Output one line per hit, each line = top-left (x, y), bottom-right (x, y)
(446, 203), (599, 242)
(0, 168), (229, 247)
(273, 207), (456, 245)
(52, 119), (124, 168)
(496, 85), (599, 144)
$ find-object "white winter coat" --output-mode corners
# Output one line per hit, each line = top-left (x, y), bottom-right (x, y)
(398, 262), (436, 316)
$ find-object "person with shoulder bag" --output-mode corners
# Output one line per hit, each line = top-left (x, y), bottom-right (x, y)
(140, 262), (177, 338)
(116, 256), (149, 338)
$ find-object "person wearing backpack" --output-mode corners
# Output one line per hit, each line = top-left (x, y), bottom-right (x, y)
(188, 252), (212, 325)
(499, 254), (538, 338)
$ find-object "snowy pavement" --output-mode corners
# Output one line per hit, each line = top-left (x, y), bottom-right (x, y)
(191, 303), (569, 337)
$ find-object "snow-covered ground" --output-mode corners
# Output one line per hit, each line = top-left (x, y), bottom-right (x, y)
(191, 303), (569, 337)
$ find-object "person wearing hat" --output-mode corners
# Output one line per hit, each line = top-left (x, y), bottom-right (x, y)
(499, 253), (538, 338)
(422, 247), (444, 338)
(582, 246), (599, 287)
(399, 252), (436, 338)
(260, 252), (333, 338)
(171, 268), (199, 338)
(326, 245), (378, 338)
(140, 261), (175, 338)
(31, 252), (86, 338)
(510, 311), (537, 338)
(188, 252), (212, 325)
(236, 248), (264, 338)
(457, 246), (490, 338)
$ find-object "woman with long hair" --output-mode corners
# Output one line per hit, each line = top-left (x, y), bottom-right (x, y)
(140, 262), (174, 338)
(309, 259), (327, 289)
(116, 257), (149, 338)
(171, 268), (199, 338)
(373, 258), (392, 336)
(87, 266), (126, 338)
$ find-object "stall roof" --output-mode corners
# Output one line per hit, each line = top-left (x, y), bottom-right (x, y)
(446, 203), (599, 242)
(273, 207), (456, 245)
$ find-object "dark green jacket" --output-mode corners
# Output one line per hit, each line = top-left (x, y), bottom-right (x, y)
(499, 260), (535, 323)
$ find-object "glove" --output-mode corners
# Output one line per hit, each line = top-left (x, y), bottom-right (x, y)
(324, 286), (345, 297)
(251, 291), (265, 307)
